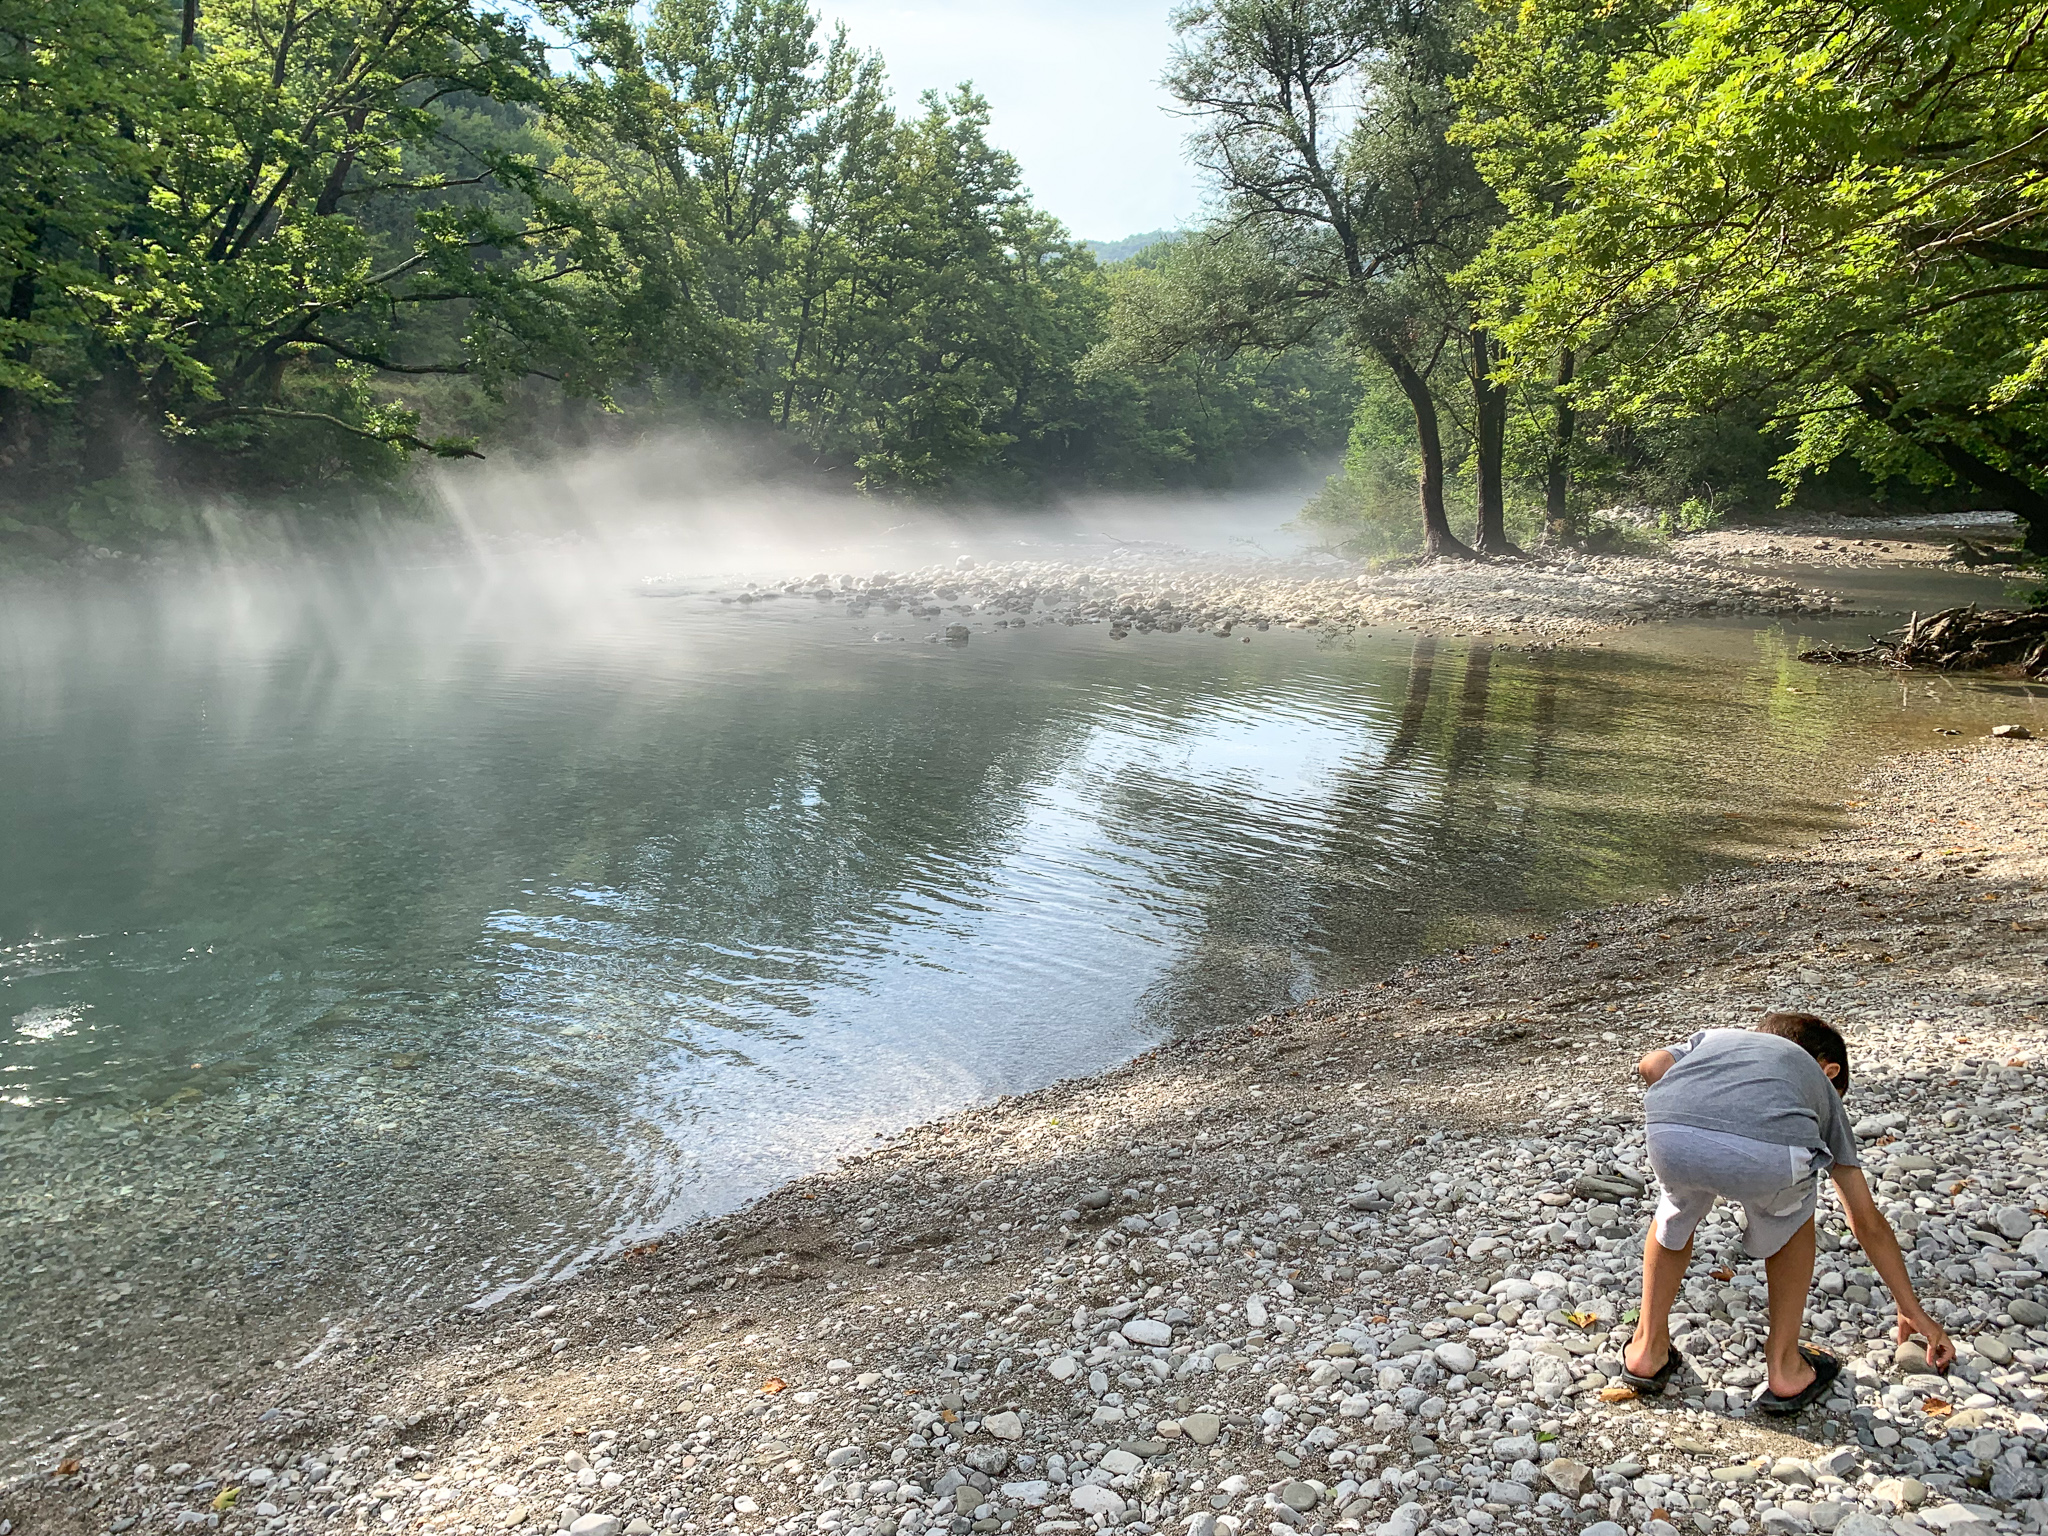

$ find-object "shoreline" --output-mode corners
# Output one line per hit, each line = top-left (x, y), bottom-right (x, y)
(11, 738), (2046, 1536)
(670, 546), (1860, 644)
(668, 510), (2024, 643)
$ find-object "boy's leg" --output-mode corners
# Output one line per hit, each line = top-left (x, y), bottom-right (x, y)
(1625, 1226), (1692, 1377)
(1761, 1216), (1818, 1398)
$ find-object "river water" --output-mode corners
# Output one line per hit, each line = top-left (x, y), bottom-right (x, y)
(0, 540), (2037, 1447)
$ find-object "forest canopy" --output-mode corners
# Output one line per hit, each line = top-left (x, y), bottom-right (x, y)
(7, 0), (2046, 562)
(1114, 0), (2048, 561)
(0, 0), (1358, 531)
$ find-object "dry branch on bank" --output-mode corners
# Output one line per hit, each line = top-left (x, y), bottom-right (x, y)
(1947, 537), (2032, 568)
(1800, 604), (2048, 674)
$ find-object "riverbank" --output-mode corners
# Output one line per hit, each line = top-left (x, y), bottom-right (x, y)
(696, 507), (2039, 645)
(12, 736), (2045, 1536)
(687, 546), (1852, 644)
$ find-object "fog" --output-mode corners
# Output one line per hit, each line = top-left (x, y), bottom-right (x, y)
(0, 430), (1339, 695)
(427, 431), (1334, 585)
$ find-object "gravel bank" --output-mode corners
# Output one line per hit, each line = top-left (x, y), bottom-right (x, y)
(1671, 512), (2026, 572)
(9, 741), (2046, 1536)
(666, 548), (1847, 642)
(1671, 534), (1958, 571)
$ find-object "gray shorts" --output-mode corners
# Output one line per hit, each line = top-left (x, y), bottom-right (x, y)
(1646, 1124), (1830, 1258)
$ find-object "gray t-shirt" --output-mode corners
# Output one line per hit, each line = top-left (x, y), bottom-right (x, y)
(1644, 1028), (1860, 1167)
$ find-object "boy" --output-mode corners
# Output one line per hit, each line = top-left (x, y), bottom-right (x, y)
(1621, 1012), (1954, 1413)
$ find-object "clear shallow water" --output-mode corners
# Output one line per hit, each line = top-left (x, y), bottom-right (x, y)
(0, 553), (2039, 1443)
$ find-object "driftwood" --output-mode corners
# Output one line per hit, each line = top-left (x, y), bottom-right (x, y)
(1799, 604), (2048, 675)
(1947, 537), (2031, 568)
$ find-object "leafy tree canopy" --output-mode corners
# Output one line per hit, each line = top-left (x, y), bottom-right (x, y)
(0, 0), (1356, 530)
(1488, 0), (2048, 553)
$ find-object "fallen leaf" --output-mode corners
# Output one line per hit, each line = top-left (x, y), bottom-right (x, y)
(760, 1378), (787, 1395)
(1922, 1398), (1953, 1417)
(1710, 1266), (1735, 1281)
(212, 1488), (240, 1511)
(55, 1459), (80, 1475)
(1566, 1310), (1601, 1329)
(1599, 1385), (1639, 1403)
(940, 1409), (958, 1423)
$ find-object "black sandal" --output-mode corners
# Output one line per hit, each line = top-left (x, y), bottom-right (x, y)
(1619, 1348), (1681, 1395)
(1756, 1344), (1841, 1416)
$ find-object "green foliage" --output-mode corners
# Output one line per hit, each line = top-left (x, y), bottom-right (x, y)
(0, 0), (1348, 533)
(1300, 368), (1437, 560)
(1302, 357), (1548, 556)
(0, 0), (675, 501)
(1100, 0), (1517, 556)
(1666, 498), (1720, 536)
(1484, 0), (2048, 555)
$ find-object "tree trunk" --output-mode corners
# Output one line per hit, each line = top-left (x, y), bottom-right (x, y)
(1545, 347), (1575, 535)
(1471, 328), (1514, 555)
(1376, 340), (1473, 559)
(181, 0), (198, 50)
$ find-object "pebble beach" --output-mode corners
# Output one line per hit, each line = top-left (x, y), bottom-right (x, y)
(10, 736), (2046, 1536)
(677, 545), (1854, 643)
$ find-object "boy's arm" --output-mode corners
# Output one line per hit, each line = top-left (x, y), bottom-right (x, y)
(1830, 1164), (1956, 1369)
(1637, 1050), (1676, 1085)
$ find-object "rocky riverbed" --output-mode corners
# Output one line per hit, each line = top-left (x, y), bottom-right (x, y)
(664, 546), (1849, 643)
(9, 738), (2046, 1536)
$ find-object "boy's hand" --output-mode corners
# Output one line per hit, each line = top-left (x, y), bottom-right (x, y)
(1899, 1310), (1956, 1371)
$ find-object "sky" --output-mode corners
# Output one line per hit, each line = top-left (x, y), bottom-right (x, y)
(821, 0), (1206, 242)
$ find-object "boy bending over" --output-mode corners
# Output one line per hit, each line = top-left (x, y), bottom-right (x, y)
(1622, 1012), (1953, 1413)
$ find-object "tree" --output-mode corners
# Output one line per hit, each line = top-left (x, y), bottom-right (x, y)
(1493, 0), (2048, 556)
(1131, 0), (1513, 556)
(0, 0), (725, 497)
(0, 0), (1355, 526)
(0, 0), (175, 474)
(1080, 238), (1363, 488)
(1454, 0), (1665, 533)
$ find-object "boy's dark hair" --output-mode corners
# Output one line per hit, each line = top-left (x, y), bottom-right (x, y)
(1758, 1012), (1850, 1095)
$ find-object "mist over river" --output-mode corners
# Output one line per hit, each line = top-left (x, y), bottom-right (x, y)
(0, 525), (2031, 1446)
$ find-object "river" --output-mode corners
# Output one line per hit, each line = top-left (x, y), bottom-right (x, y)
(0, 531), (2035, 1445)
